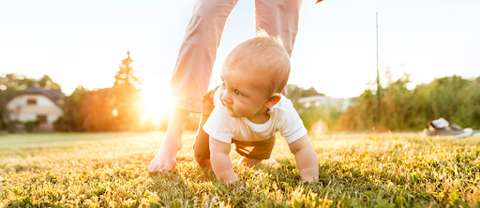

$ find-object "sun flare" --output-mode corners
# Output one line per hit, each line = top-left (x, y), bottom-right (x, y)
(141, 86), (171, 126)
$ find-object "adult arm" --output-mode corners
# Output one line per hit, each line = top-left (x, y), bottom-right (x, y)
(209, 136), (238, 183)
(288, 134), (319, 182)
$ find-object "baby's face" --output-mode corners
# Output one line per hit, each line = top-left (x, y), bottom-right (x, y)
(219, 67), (271, 120)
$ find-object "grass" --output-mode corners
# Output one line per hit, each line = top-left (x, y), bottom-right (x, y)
(0, 132), (479, 207)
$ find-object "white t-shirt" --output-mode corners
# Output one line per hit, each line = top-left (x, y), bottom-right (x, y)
(203, 89), (307, 144)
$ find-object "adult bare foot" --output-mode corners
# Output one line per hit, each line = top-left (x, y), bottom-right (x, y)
(148, 108), (189, 172)
(148, 132), (182, 172)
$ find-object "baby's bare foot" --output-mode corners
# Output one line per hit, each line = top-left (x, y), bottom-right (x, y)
(237, 157), (262, 167)
(264, 155), (278, 164)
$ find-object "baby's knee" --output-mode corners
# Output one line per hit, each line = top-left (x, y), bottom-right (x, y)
(194, 154), (211, 168)
(193, 128), (212, 168)
(193, 137), (211, 168)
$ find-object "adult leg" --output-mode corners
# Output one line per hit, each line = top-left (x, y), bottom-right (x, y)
(148, 108), (189, 172)
(255, 0), (302, 57)
(149, 0), (238, 172)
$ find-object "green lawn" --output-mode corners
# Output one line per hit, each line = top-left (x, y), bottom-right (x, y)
(0, 132), (479, 207)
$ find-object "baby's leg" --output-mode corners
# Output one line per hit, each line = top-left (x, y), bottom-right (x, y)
(192, 87), (219, 168)
(265, 155), (279, 164)
(238, 155), (278, 166)
(238, 157), (262, 166)
(193, 114), (213, 169)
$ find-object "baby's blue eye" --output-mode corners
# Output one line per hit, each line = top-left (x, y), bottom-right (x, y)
(235, 90), (242, 96)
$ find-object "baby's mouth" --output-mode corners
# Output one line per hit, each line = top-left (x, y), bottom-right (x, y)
(224, 103), (234, 112)
(220, 100), (234, 112)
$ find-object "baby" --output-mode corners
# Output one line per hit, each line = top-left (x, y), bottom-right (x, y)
(192, 32), (319, 183)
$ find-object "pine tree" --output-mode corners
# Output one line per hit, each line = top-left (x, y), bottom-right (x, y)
(114, 51), (140, 88)
(111, 51), (143, 131)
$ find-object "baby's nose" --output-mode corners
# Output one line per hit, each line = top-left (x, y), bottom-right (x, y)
(221, 92), (232, 105)
(221, 99), (228, 107)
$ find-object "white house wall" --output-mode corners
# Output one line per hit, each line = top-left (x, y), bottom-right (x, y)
(7, 94), (63, 123)
(15, 114), (37, 122)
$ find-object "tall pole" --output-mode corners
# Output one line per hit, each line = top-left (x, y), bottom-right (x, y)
(375, 12), (380, 127)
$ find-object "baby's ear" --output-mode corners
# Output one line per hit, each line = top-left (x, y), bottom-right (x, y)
(264, 93), (282, 108)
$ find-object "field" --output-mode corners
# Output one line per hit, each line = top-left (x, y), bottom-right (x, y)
(1, 132), (479, 207)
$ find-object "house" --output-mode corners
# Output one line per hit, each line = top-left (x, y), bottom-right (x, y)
(6, 85), (64, 132)
(297, 95), (354, 113)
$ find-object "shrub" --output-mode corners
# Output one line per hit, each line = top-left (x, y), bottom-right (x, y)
(24, 119), (40, 133)
(334, 74), (480, 132)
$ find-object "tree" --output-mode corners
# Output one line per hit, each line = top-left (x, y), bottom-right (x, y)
(56, 51), (144, 132)
(111, 51), (143, 131)
(56, 86), (119, 132)
(287, 84), (325, 110)
(37, 75), (62, 90)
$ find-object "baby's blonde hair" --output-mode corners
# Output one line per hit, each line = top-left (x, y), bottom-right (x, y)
(223, 30), (291, 95)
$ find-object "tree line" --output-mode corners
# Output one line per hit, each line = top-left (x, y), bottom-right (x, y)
(2, 60), (479, 133)
(0, 52), (145, 132)
(297, 71), (480, 133)
(335, 73), (480, 132)
(54, 52), (144, 132)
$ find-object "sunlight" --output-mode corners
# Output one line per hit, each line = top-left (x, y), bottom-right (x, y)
(141, 84), (171, 126)
(310, 120), (329, 136)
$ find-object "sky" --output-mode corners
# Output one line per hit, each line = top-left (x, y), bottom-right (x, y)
(1, 0), (479, 100)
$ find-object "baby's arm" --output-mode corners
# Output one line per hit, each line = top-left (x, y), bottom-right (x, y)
(288, 134), (319, 182)
(209, 136), (238, 183)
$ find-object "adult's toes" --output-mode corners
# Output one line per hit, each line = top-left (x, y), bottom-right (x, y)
(148, 163), (155, 172)
(160, 163), (176, 173)
(149, 163), (161, 172)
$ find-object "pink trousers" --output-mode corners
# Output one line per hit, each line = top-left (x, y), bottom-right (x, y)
(170, 0), (302, 113)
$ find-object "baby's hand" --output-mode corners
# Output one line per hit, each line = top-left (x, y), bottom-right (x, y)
(209, 137), (239, 183)
(288, 135), (320, 182)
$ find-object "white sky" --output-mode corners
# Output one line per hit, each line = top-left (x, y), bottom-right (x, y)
(1, 0), (479, 98)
